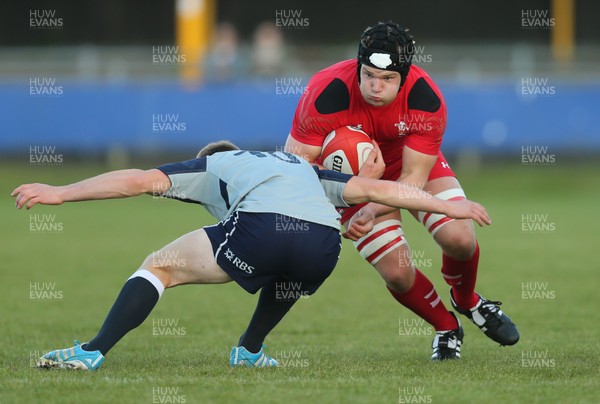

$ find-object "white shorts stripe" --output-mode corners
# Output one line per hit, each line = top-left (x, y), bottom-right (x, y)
(417, 188), (466, 223)
(353, 220), (403, 244)
(352, 220), (405, 265)
(424, 212), (446, 230)
(433, 188), (466, 201)
(214, 211), (240, 259)
(370, 240), (406, 265)
(418, 188), (466, 236)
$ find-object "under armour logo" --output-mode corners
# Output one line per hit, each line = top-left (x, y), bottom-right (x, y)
(441, 162), (450, 169)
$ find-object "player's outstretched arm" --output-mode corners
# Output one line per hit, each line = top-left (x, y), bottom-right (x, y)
(342, 176), (491, 226)
(342, 179), (491, 241)
(11, 169), (170, 209)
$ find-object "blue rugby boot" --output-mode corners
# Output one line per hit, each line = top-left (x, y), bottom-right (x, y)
(37, 340), (104, 370)
(230, 345), (278, 368)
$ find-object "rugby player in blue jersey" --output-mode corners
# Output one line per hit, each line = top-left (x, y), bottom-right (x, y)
(12, 141), (490, 370)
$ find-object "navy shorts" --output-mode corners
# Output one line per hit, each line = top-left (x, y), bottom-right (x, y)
(204, 211), (341, 294)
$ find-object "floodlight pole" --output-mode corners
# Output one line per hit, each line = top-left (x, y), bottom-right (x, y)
(175, 0), (216, 85)
(551, 0), (575, 62)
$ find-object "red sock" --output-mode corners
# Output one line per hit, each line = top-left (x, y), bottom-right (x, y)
(387, 269), (457, 331)
(442, 242), (480, 310)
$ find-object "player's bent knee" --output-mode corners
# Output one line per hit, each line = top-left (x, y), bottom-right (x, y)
(352, 219), (406, 266)
(138, 252), (174, 288)
(440, 233), (477, 259)
(138, 264), (173, 288)
(434, 221), (477, 259)
(372, 244), (416, 292)
(381, 265), (415, 293)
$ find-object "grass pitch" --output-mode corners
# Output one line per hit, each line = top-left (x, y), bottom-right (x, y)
(1, 160), (598, 403)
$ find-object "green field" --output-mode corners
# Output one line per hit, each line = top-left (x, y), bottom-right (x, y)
(1, 161), (599, 403)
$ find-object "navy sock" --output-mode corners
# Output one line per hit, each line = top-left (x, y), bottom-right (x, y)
(238, 281), (298, 353)
(85, 276), (161, 355)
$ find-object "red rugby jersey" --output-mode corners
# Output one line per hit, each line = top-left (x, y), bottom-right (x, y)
(290, 59), (447, 181)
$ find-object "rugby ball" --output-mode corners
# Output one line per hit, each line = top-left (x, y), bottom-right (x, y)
(320, 126), (374, 175)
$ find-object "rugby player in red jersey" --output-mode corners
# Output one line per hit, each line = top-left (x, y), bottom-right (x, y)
(285, 22), (519, 360)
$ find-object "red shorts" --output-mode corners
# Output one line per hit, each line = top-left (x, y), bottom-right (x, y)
(340, 151), (455, 223)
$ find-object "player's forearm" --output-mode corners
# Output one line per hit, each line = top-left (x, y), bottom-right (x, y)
(358, 202), (397, 218)
(398, 147), (437, 190)
(345, 177), (446, 214)
(59, 169), (148, 202)
(372, 181), (447, 213)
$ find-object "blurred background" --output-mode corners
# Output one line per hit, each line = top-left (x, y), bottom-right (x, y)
(2, 3), (599, 401)
(0, 0), (599, 166)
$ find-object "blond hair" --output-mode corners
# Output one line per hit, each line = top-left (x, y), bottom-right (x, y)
(197, 140), (240, 158)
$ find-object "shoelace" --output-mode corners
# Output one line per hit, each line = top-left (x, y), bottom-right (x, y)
(436, 330), (458, 347)
(434, 331), (460, 359)
(478, 300), (503, 326)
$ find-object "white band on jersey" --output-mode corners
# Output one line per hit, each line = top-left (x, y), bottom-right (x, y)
(352, 219), (406, 265)
(128, 269), (165, 298)
(417, 188), (466, 237)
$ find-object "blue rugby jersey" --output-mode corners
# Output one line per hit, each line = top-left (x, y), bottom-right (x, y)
(155, 150), (352, 230)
